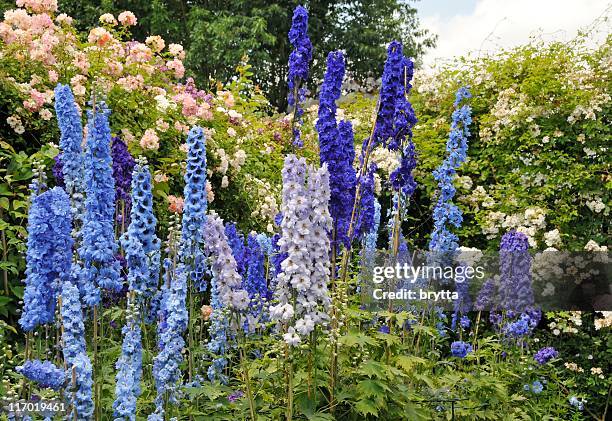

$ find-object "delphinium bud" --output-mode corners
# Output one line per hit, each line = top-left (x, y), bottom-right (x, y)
(287, 5), (312, 147)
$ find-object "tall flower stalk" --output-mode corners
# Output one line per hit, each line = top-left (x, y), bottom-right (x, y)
(271, 155), (332, 420)
(287, 5), (312, 147)
(112, 294), (143, 420)
(202, 213), (255, 419)
(120, 158), (161, 301)
(19, 187), (72, 332)
(61, 281), (93, 420)
(180, 126), (208, 288)
(111, 137), (136, 231)
(428, 86), (472, 256)
(54, 83), (84, 213)
(79, 101), (122, 305)
(316, 51), (356, 248)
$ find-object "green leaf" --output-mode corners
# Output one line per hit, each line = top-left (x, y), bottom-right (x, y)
(339, 330), (377, 348)
(355, 399), (378, 417)
(357, 379), (389, 399)
(394, 355), (427, 373)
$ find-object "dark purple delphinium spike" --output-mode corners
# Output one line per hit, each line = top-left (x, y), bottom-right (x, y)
(53, 154), (65, 187)
(534, 347), (558, 365)
(354, 162), (377, 239)
(389, 55), (417, 151)
(474, 278), (496, 311)
(499, 230), (534, 312)
(111, 137), (135, 223)
(372, 41), (404, 149)
(316, 51), (357, 247)
(287, 5), (313, 147)
(390, 140), (417, 197)
(225, 222), (247, 277)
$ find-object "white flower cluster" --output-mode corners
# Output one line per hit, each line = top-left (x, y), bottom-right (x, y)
(567, 93), (610, 124)
(6, 114), (24, 134)
(270, 155), (332, 346)
(586, 198), (606, 214)
(367, 146), (399, 176)
(481, 206), (547, 246)
(214, 147), (247, 189)
(549, 312), (583, 336)
(584, 240), (608, 253)
(594, 312), (612, 331)
(465, 185), (495, 210)
(490, 87), (529, 132)
(542, 229), (561, 247)
(247, 176), (280, 233)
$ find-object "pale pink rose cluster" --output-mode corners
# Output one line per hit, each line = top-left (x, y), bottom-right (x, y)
(16, 0), (58, 14)
(166, 58), (185, 79)
(23, 88), (47, 112)
(117, 74), (144, 92)
(172, 91), (213, 120)
(117, 11), (137, 26)
(167, 195), (184, 214)
(145, 35), (165, 53)
(139, 128), (159, 151)
(70, 75), (86, 96)
(126, 42), (153, 64)
(168, 43), (185, 60)
(99, 13), (117, 26)
(217, 90), (235, 108)
(88, 27), (113, 46)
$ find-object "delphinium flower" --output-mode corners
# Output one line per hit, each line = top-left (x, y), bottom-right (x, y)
(503, 312), (538, 338)
(54, 84), (84, 202)
(206, 274), (230, 383)
(534, 346), (558, 364)
(15, 360), (67, 390)
(150, 261), (188, 416)
(450, 340), (472, 358)
(390, 139), (417, 198)
(180, 126), (208, 290)
(302, 164), (333, 327)
(120, 158), (161, 299)
(362, 199), (381, 271)
(202, 213), (250, 311)
(202, 213), (249, 382)
(372, 41), (404, 149)
(243, 233), (268, 331)
(270, 155), (332, 345)
(52, 154), (65, 187)
(474, 278), (496, 311)
(354, 162), (377, 239)
(225, 222), (248, 277)
(19, 187), (73, 332)
(499, 230), (534, 312)
(287, 5), (312, 147)
(316, 51), (356, 247)
(60, 282), (93, 420)
(256, 233), (274, 294)
(113, 297), (143, 421)
(530, 380), (544, 394)
(428, 87), (471, 259)
(79, 101), (122, 305)
(111, 137), (136, 226)
(569, 396), (585, 411)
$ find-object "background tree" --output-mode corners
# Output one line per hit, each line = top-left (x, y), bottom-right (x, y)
(49, 0), (436, 109)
